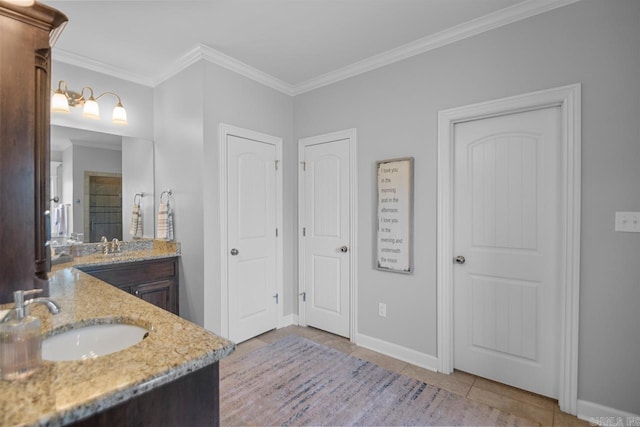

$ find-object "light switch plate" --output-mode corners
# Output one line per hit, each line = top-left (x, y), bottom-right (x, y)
(615, 212), (640, 232)
(378, 303), (387, 317)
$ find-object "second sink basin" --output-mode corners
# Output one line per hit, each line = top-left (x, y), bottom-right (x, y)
(43, 323), (149, 361)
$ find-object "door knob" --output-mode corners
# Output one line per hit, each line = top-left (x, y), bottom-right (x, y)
(340, 246), (348, 253)
(230, 248), (239, 256)
(455, 255), (465, 264)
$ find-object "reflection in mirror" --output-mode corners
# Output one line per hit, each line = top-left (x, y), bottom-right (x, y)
(50, 125), (155, 244)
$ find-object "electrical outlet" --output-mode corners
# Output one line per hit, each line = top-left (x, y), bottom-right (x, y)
(378, 303), (387, 317)
(615, 212), (640, 232)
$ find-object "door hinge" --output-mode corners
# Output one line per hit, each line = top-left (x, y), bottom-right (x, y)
(275, 228), (278, 237)
(299, 291), (306, 302)
(275, 159), (279, 171)
(300, 161), (306, 171)
(302, 227), (306, 237)
(273, 293), (279, 304)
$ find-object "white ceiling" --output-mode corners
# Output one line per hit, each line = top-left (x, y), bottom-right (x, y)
(41, 0), (552, 90)
(43, 0), (578, 149)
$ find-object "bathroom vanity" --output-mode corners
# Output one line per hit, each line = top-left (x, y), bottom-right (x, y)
(0, 246), (235, 426)
(77, 257), (179, 315)
(1, 5), (234, 424)
(56, 240), (181, 315)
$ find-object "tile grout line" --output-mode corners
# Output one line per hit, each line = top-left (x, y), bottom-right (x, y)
(465, 375), (477, 398)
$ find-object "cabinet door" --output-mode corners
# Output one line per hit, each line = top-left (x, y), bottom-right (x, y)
(0, 4), (66, 303)
(133, 279), (178, 315)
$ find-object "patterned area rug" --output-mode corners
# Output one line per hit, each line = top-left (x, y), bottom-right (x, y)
(220, 335), (529, 426)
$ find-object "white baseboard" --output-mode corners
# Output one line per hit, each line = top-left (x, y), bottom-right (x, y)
(355, 333), (439, 372)
(577, 400), (640, 425)
(280, 314), (299, 328)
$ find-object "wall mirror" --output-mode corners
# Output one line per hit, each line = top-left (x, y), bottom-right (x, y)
(50, 125), (155, 244)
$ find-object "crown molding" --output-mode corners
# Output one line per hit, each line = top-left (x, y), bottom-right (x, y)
(52, 0), (580, 96)
(292, 0), (581, 95)
(151, 44), (202, 87)
(52, 48), (155, 87)
(154, 43), (294, 95)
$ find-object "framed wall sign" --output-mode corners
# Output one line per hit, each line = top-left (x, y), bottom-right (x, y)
(376, 157), (414, 274)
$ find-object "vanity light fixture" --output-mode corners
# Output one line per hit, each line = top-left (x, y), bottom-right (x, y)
(4, 0), (35, 6)
(51, 80), (128, 125)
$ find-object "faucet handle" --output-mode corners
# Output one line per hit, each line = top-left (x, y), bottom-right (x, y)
(11, 289), (44, 320)
(111, 238), (122, 252)
(13, 289), (43, 307)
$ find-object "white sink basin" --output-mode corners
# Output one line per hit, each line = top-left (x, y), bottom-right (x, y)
(43, 323), (148, 361)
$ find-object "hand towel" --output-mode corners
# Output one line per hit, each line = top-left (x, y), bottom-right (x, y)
(56, 204), (67, 237)
(157, 201), (174, 240)
(129, 203), (143, 237)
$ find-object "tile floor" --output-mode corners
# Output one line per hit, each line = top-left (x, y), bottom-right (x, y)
(221, 325), (591, 427)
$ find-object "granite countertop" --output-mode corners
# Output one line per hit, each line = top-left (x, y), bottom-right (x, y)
(0, 242), (235, 427)
(51, 238), (182, 269)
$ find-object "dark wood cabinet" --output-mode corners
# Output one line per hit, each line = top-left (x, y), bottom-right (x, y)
(78, 257), (179, 315)
(70, 362), (219, 427)
(132, 279), (177, 313)
(0, 2), (67, 303)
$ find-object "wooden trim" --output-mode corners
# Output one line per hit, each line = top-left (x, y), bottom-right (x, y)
(0, 2), (67, 33)
(57, 0), (580, 92)
(34, 48), (51, 280)
(356, 332), (439, 372)
(349, 129), (358, 341)
(436, 84), (581, 414)
(297, 141), (306, 327)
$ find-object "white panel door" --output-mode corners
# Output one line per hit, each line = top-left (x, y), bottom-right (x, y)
(302, 138), (350, 337)
(227, 135), (277, 343)
(453, 107), (562, 398)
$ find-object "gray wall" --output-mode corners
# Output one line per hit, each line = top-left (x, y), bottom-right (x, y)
(122, 137), (155, 240)
(293, 0), (640, 414)
(201, 61), (295, 333)
(69, 145), (122, 239)
(153, 61), (294, 329)
(51, 62), (154, 140)
(154, 63), (206, 325)
(51, 61), (155, 241)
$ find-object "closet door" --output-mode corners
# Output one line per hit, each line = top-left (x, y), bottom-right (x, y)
(226, 134), (278, 343)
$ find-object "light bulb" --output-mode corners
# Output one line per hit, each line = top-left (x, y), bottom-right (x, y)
(83, 98), (100, 119)
(51, 92), (70, 113)
(6, 0), (35, 6)
(112, 103), (128, 125)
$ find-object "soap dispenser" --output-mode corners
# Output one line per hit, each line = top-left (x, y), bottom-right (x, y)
(0, 289), (60, 381)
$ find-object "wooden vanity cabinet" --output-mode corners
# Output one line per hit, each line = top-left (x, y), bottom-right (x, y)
(0, 2), (67, 303)
(70, 363), (219, 427)
(79, 257), (179, 315)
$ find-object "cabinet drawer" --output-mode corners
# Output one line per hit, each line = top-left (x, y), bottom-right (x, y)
(79, 257), (178, 287)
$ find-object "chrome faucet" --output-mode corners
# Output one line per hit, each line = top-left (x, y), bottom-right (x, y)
(99, 236), (123, 254)
(111, 238), (121, 253)
(1, 289), (60, 323)
(100, 236), (110, 254)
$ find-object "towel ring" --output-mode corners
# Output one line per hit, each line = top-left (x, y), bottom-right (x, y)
(134, 193), (143, 205)
(160, 189), (172, 203)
